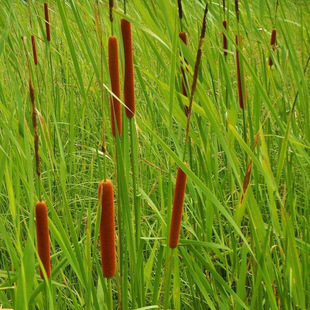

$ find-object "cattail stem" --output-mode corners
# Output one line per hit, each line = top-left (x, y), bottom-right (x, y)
(108, 278), (113, 309)
(169, 166), (187, 249)
(94, 1), (107, 180)
(235, 34), (247, 109)
(109, 0), (113, 34)
(183, 3), (208, 161)
(108, 36), (122, 137)
(121, 19), (135, 119)
(179, 32), (190, 116)
(235, 0), (239, 23)
(31, 35), (38, 65)
(29, 79), (42, 199)
(35, 201), (51, 279)
(44, 2), (51, 42)
(223, 20), (228, 57)
(98, 180), (116, 278)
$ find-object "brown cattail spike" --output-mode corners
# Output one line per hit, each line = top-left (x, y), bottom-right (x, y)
(31, 35), (38, 65)
(98, 180), (116, 278)
(235, 34), (247, 109)
(268, 29), (277, 66)
(179, 32), (190, 116)
(44, 2), (51, 42)
(108, 36), (122, 136)
(121, 19), (136, 119)
(169, 166), (187, 249)
(223, 20), (228, 56)
(35, 201), (51, 278)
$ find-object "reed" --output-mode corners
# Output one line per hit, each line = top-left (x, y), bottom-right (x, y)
(31, 35), (38, 65)
(169, 166), (187, 249)
(35, 201), (51, 278)
(98, 180), (116, 278)
(268, 29), (277, 66)
(235, 34), (247, 109)
(108, 36), (122, 137)
(121, 19), (135, 119)
(44, 2), (51, 42)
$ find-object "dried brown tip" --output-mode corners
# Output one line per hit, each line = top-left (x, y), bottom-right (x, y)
(31, 35), (38, 65)
(223, 20), (228, 56)
(44, 2), (51, 42)
(235, 34), (247, 109)
(268, 29), (277, 66)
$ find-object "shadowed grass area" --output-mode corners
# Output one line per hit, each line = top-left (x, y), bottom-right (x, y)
(0, 0), (309, 309)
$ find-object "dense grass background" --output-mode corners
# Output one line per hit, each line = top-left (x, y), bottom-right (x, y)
(0, 0), (309, 309)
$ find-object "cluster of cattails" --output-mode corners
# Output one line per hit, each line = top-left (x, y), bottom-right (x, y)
(30, 2), (51, 66)
(107, 15), (136, 136)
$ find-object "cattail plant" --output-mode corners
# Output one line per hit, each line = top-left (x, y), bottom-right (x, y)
(44, 2), (51, 42)
(98, 180), (116, 278)
(121, 19), (135, 119)
(268, 29), (277, 66)
(169, 166), (187, 248)
(31, 35), (38, 65)
(222, 20), (228, 56)
(108, 36), (122, 137)
(235, 34), (247, 109)
(35, 201), (51, 278)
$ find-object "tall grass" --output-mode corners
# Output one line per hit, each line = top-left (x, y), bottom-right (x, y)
(0, 0), (309, 309)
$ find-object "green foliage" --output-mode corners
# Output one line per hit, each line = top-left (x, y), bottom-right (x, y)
(0, 0), (309, 309)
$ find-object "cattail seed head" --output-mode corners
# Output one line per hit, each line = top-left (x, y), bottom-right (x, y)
(98, 180), (116, 278)
(235, 34), (247, 109)
(268, 29), (277, 66)
(108, 36), (122, 137)
(169, 166), (187, 249)
(35, 201), (51, 278)
(31, 35), (38, 65)
(223, 20), (228, 56)
(121, 19), (136, 119)
(44, 2), (51, 42)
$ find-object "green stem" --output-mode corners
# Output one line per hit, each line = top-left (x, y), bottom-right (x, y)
(108, 278), (113, 309)
(163, 248), (175, 309)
